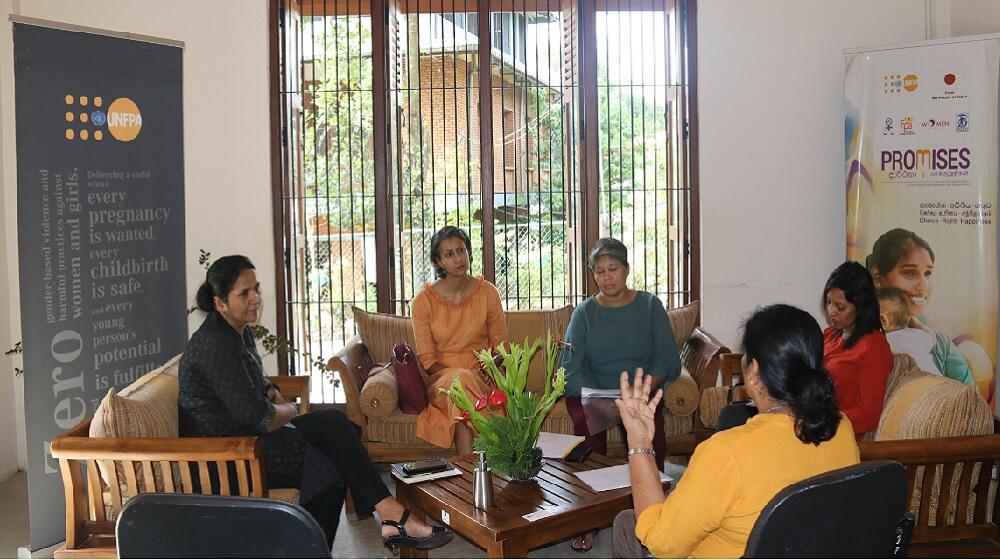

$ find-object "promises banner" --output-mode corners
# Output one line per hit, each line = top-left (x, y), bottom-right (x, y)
(844, 37), (1000, 406)
(13, 22), (185, 549)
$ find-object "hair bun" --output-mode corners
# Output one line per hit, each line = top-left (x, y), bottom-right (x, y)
(195, 281), (215, 312)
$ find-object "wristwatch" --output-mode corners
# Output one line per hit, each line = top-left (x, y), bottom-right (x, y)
(628, 447), (654, 457)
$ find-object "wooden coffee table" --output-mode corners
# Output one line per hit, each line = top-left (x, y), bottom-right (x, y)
(394, 453), (671, 558)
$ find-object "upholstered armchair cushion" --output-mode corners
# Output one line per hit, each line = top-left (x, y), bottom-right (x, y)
(876, 353), (993, 441)
(506, 306), (573, 392)
(664, 367), (699, 417)
(666, 301), (699, 351)
(90, 354), (183, 493)
(359, 366), (398, 420)
(352, 306), (419, 370)
(699, 384), (749, 429)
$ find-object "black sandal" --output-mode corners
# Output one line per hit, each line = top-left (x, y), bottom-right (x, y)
(381, 508), (453, 554)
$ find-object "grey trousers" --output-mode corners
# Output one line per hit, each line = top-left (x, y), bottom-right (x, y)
(612, 509), (654, 559)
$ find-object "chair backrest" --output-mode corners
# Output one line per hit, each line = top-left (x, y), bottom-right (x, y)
(116, 493), (331, 558)
(745, 460), (911, 558)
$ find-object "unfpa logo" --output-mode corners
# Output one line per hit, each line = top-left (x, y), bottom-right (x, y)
(64, 94), (142, 142)
(883, 74), (919, 94)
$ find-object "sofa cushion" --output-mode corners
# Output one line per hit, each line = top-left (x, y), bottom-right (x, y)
(666, 301), (699, 351)
(90, 354), (182, 493)
(876, 353), (993, 441)
(664, 412), (693, 437)
(698, 384), (748, 429)
(664, 367), (699, 417)
(506, 306), (573, 392)
(352, 306), (419, 370)
(359, 366), (398, 420)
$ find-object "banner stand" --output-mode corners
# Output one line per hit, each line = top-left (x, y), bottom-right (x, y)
(13, 21), (186, 550)
(844, 34), (1000, 408)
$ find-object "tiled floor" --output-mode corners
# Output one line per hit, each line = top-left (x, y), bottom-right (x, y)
(0, 471), (29, 558)
(2, 464), (685, 558)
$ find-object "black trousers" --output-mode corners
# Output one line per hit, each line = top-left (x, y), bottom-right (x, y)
(269, 408), (391, 545)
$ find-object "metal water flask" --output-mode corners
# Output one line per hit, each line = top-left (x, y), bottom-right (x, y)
(473, 451), (495, 509)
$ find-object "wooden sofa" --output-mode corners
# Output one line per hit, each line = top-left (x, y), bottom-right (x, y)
(718, 351), (1000, 557)
(327, 301), (729, 463)
(49, 355), (311, 559)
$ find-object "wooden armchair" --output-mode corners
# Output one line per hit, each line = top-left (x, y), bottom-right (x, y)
(859, 434), (1000, 557)
(50, 375), (310, 559)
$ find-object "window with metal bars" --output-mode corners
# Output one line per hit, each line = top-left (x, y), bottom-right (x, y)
(271, 0), (696, 403)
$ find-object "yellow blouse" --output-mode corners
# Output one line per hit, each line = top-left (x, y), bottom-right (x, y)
(636, 413), (860, 558)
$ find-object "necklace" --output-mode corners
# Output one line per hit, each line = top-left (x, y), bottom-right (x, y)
(762, 403), (789, 414)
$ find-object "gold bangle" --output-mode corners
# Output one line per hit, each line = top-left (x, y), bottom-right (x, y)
(628, 447), (654, 457)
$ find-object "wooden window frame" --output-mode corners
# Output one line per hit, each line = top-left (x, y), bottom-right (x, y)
(268, 0), (699, 375)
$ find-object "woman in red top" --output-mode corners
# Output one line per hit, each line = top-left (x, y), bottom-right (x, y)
(822, 261), (893, 439)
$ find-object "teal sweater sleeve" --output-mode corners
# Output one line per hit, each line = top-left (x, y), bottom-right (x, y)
(560, 292), (682, 397)
(931, 330), (974, 385)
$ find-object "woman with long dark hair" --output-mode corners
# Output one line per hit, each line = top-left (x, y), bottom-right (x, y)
(867, 228), (973, 384)
(179, 255), (452, 552)
(822, 261), (894, 438)
(611, 304), (859, 558)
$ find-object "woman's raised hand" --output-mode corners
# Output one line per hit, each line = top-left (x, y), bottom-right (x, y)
(614, 368), (662, 448)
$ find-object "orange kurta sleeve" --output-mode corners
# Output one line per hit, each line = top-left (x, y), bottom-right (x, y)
(485, 282), (507, 347)
(411, 290), (440, 371)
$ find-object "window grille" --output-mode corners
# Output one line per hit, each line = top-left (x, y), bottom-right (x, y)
(272, 0), (696, 403)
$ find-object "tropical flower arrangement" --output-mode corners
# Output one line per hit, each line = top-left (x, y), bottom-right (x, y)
(442, 333), (567, 480)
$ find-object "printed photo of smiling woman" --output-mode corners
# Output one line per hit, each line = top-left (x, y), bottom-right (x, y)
(867, 228), (975, 385)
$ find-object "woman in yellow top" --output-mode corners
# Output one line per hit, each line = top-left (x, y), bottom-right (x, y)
(412, 226), (507, 454)
(612, 304), (860, 558)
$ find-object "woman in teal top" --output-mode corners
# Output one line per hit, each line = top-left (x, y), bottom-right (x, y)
(561, 291), (680, 396)
(561, 237), (680, 552)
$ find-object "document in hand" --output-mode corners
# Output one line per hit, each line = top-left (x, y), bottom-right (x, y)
(580, 387), (621, 399)
(536, 431), (587, 459)
(580, 386), (622, 435)
(574, 463), (672, 492)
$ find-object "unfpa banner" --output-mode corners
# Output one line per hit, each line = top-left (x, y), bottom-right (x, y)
(844, 36), (1000, 406)
(13, 21), (185, 549)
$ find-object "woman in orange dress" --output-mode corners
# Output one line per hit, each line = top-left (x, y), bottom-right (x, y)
(412, 226), (507, 454)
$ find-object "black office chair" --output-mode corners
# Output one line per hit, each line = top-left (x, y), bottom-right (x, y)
(744, 460), (914, 558)
(116, 493), (331, 558)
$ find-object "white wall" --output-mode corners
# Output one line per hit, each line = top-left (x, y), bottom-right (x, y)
(951, 0), (1000, 36)
(697, 0), (929, 348)
(0, 20), (18, 476)
(0, 0), (274, 474)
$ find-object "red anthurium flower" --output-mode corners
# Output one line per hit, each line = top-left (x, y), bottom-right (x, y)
(555, 339), (574, 351)
(488, 389), (507, 407)
(475, 394), (489, 411)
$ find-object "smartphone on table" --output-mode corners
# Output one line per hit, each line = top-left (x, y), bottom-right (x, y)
(401, 457), (450, 476)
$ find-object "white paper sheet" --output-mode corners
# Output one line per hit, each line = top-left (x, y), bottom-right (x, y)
(536, 431), (586, 459)
(580, 387), (621, 399)
(574, 463), (672, 492)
